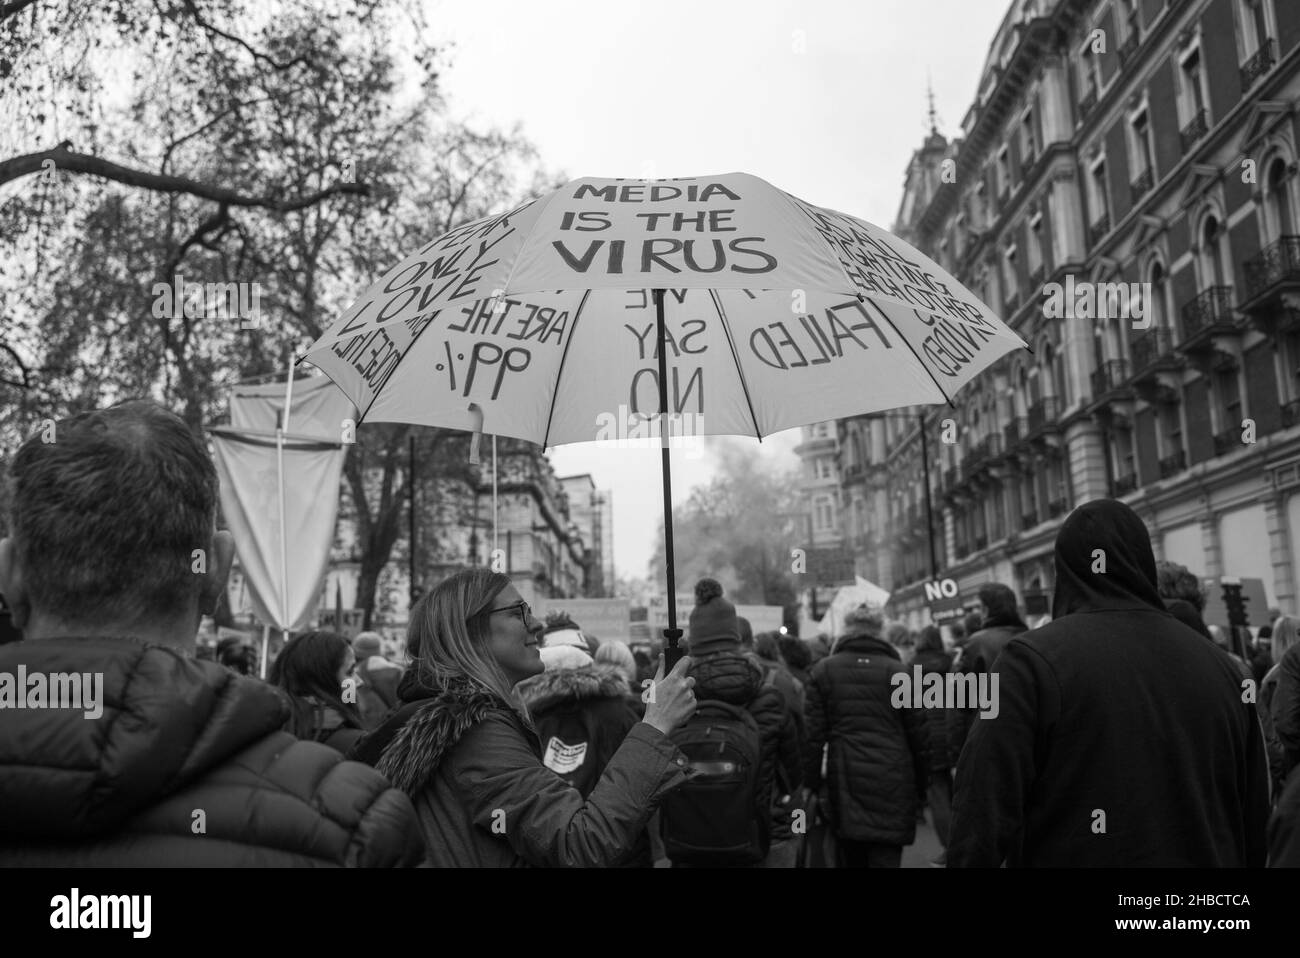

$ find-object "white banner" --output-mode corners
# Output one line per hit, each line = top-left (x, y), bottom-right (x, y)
(211, 429), (346, 632)
(533, 597), (631, 644)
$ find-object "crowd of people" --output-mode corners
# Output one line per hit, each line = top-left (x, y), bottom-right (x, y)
(0, 398), (1296, 867)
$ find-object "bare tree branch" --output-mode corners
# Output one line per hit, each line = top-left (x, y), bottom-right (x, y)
(181, 0), (317, 73)
(0, 0), (39, 22)
(2, 143), (369, 210)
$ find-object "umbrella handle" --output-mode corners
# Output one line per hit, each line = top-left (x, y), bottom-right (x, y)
(467, 402), (484, 464)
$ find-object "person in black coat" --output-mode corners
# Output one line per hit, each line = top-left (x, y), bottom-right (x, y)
(949, 582), (1027, 760)
(802, 604), (930, 868)
(948, 498), (1270, 867)
(913, 625), (954, 850)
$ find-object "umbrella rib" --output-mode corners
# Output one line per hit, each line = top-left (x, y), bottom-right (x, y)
(860, 296), (955, 409)
(541, 289), (592, 449)
(497, 186), (571, 297)
(709, 289), (763, 441)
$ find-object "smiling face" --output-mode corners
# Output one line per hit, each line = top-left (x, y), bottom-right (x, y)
(482, 584), (544, 686)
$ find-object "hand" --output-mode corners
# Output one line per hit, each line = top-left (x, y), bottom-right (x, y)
(641, 654), (696, 737)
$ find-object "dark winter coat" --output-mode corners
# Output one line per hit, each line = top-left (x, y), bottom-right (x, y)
(356, 657), (402, 730)
(1260, 664), (1288, 796)
(0, 636), (421, 867)
(1269, 760), (1300, 866)
(689, 649), (802, 840)
(1270, 643), (1300, 786)
(350, 673), (688, 867)
(517, 664), (641, 798)
(802, 634), (930, 846)
(912, 648), (955, 771)
(949, 616), (1027, 759)
(947, 499), (1270, 868)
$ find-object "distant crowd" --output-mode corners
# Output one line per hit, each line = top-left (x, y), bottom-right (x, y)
(0, 399), (1295, 867)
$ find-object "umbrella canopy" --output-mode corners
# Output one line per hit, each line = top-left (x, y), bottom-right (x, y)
(301, 173), (1026, 444)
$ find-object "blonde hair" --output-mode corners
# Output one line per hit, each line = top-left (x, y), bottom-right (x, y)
(1273, 615), (1300, 664)
(594, 639), (637, 687)
(406, 568), (532, 725)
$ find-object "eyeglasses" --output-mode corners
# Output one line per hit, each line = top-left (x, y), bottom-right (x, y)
(485, 600), (533, 624)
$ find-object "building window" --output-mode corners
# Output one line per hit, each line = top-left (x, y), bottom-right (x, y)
(1021, 107), (1038, 165)
(1264, 156), (1296, 239)
(1088, 157), (1111, 226)
(1215, 367), (1242, 433)
(1179, 47), (1208, 124)
(1161, 403), (1183, 457)
(1003, 244), (1019, 300)
(1122, 0), (1141, 40)
(1198, 215), (1227, 288)
(1129, 107), (1155, 178)
(1238, 0), (1273, 59)
(1280, 330), (1300, 403)
(1079, 37), (1103, 97)
(1149, 260), (1170, 330)
(1028, 213), (1044, 276)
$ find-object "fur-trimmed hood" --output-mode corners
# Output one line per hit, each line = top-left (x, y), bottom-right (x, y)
(352, 679), (515, 795)
(517, 663), (630, 714)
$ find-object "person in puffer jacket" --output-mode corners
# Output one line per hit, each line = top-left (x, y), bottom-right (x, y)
(0, 400), (421, 866)
(912, 625), (954, 855)
(683, 578), (802, 867)
(802, 603), (930, 868)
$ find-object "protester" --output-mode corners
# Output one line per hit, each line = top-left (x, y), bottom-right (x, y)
(1155, 559), (1205, 612)
(661, 578), (801, 867)
(1271, 762), (1300, 866)
(518, 615), (642, 800)
(595, 639), (645, 718)
(217, 635), (258, 676)
(1262, 616), (1300, 799)
(755, 630), (805, 722)
(349, 569), (695, 866)
(738, 615), (754, 652)
(885, 620), (913, 664)
(1272, 637), (1300, 788)
(913, 624), (954, 858)
(0, 400), (421, 866)
(353, 631), (402, 729)
(270, 630), (368, 754)
(948, 498), (1269, 867)
(807, 633), (831, 665)
(1251, 625), (1274, 685)
(949, 582), (1027, 756)
(778, 634), (812, 688)
(802, 603), (930, 867)
(961, 611), (983, 649)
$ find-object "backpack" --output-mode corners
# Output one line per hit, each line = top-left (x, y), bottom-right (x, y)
(660, 699), (769, 866)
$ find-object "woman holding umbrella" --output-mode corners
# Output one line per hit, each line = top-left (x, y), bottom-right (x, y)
(350, 568), (697, 867)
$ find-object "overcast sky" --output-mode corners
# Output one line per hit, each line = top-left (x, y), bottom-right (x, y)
(424, 0), (1012, 581)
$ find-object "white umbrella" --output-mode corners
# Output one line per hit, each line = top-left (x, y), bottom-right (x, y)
(302, 173), (1028, 665)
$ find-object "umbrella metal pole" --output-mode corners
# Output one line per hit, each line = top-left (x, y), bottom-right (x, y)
(919, 413), (938, 579)
(654, 289), (684, 672)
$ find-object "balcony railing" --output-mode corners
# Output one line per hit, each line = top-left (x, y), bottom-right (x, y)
(1112, 472), (1138, 496)
(1180, 286), (1235, 340)
(1027, 397), (1062, 435)
(1090, 358), (1131, 397)
(1130, 327), (1176, 374)
(1243, 235), (1300, 302)
(1284, 399), (1300, 429)
(1214, 426), (1243, 457)
(1240, 39), (1276, 92)
(1180, 108), (1208, 152)
(1048, 497), (1069, 518)
(1080, 86), (1097, 119)
(1158, 449), (1186, 478)
(1130, 167), (1153, 204)
(1021, 509), (1039, 530)
(1088, 212), (1111, 247)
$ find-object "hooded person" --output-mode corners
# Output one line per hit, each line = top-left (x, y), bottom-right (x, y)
(947, 498), (1270, 868)
(948, 582), (1029, 761)
(668, 578), (801, 866)
(801, 602), (930, 868)
(353, 631), (402, 727)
